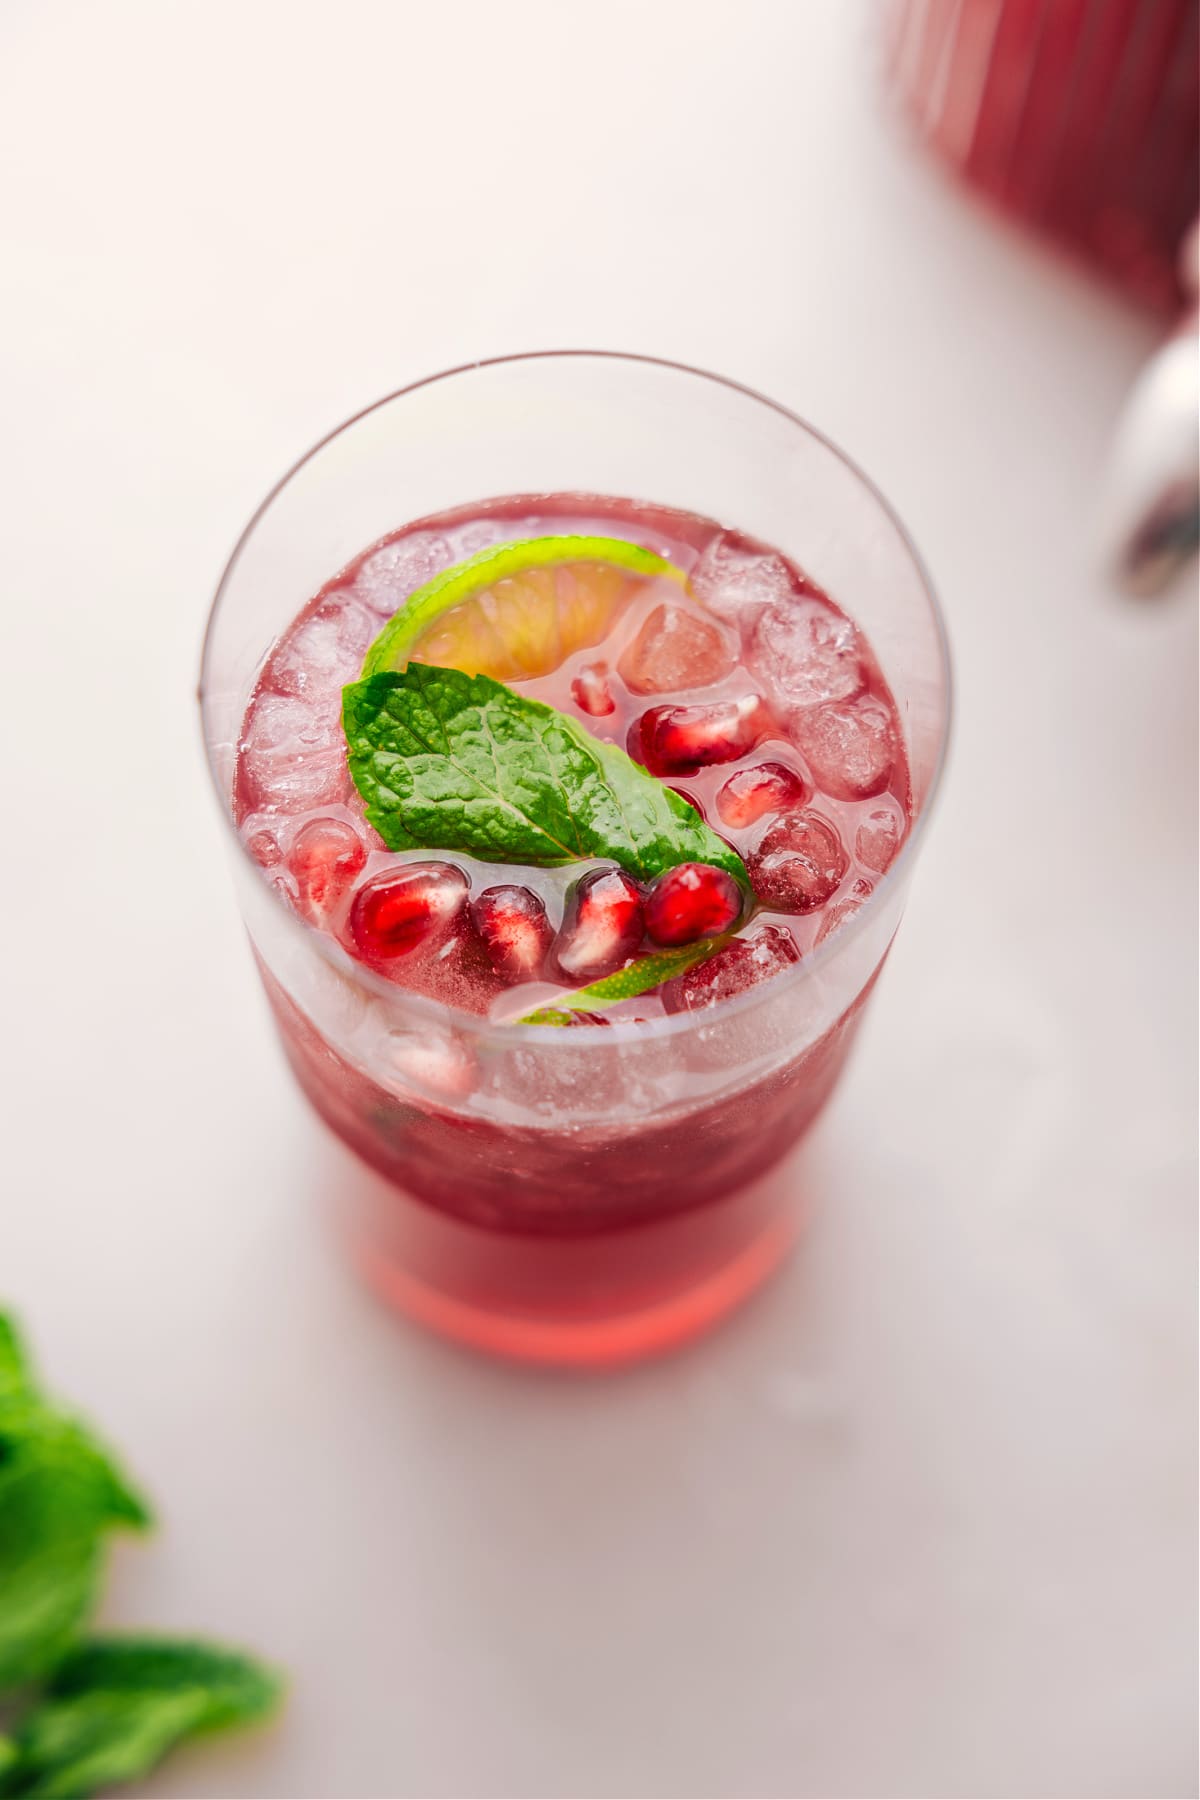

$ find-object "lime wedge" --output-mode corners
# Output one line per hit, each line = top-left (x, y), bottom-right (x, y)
(362, 535), (685, 682)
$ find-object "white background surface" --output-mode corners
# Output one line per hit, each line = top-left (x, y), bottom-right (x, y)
(1, 3), (1196, 1796)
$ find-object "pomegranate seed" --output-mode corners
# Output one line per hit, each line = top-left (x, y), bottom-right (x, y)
(471, 884), (554, 982)
(571, 663), (614, 716)
(630, 695), (767, 775)
(644, 863), (742, 947)
(748, 811), (848, 913)
(552, 868), (644, 981)
(716, 761), (809, 830)
(246, 828), (282, 869)
(662, 924), (801, 1013)
(287, 818), (367, 917)
(349, 861), (468, 961)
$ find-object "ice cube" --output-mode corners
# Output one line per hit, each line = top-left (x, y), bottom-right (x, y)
(239, 692), (349, 813)
(352, 531), (454, 616)
(287, 817), (368, 919)
(748, 811), (848, 913)
(245, 826), (282, 868)
(265, 592), (375, 700)
(855, 802), (905, 873)
(617, 603), (733, 695)
(796, 697), (896, 800)
(815, 878), (874, 946)
(381, 1028), (476, 1101)
(750, 600), (866, 713)
(688, 533), (799, 632)
(661, 924), (801, 1013)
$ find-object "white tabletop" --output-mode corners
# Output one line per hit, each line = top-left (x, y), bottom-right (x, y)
(2, 3), (1195, 1796)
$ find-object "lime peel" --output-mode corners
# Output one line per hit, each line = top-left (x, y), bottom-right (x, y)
(362, 535), (685, 678)
(517, 937), (729, 1025)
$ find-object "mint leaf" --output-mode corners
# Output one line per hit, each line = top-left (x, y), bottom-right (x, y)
(0, 1317), (150, 1692)
(519, 939), (725, 1023)
(0, 1637), (282, 1798)
(342, 666), (749, 886)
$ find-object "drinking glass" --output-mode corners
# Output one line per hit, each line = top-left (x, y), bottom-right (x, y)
(200, 353), (951, 1366)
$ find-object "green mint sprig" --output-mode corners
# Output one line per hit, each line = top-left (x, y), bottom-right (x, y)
(0, 1639), (281, 1800)
(341, 665), (749, 888)
(0, 1317), (150, 1691)
(0, 1312), (281, 1798)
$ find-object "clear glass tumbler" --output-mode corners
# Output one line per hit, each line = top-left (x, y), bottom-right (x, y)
(200, 353), (951, 1367)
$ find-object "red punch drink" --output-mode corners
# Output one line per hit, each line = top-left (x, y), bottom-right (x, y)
(202, 356), (950, 1365)
(888, 0), (1199, 311)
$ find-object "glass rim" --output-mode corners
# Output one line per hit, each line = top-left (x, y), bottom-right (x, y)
(199, 348), (953, 1045)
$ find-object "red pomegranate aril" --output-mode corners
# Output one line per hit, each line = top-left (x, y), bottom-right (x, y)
(644, 863), (743, 947)
(716, 760), (809, 829)
(552, 868), (644, 981)
(631, 695), (767, 776)
(748, 811), (848, 913)
(571, 663), (614, 716)
(349, 861), (469, 961)
(471, 884), (555, 982)
(287, 817), (367, 916)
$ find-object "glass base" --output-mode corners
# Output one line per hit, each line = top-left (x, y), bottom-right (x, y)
(337, 1149), (805, 1369)
(356, 1210), (797, 1369)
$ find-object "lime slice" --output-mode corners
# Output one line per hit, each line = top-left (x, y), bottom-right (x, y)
(362, 535), (686, 682)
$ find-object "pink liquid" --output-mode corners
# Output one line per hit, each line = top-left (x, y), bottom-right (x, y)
(889, 0), (1199, 311)
(234, 495), (911, 1363)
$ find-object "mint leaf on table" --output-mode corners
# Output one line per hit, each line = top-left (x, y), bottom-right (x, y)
(0, 1318), (149, 1690)
(0, 1638), (282, 1800)
(519, 938), (725, 1024)
(342, 665), (749, 886)
(0, 1309), (283, 1797)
